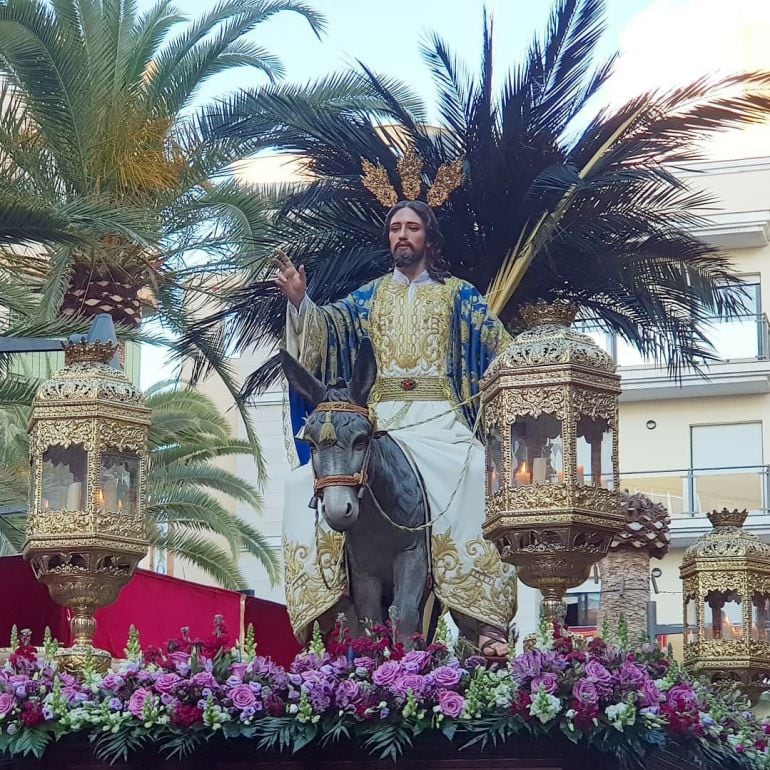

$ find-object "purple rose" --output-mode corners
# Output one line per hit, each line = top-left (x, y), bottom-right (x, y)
(128, 688), (152, 719)
(229, 685), (256, 710)
(335, 679), (361, 708)
(401, 650), (431, 674)
(512, 650), (543, 680)
(353, 657), (376, 674)
(438, 689), (465, 719)
(572, 679), (599, 706)
(392, 674), (427, 698)
(666, 684), (698, 712)
(0, 693), (15, 717)
(372, 661), (402, 686)
(107, 697), (123, 712)
(154, 673), (181, 693)
(101, 673), (125, 691)
(229, 663), (248, 679)
(531, 673), (558, 695)
(168, 651), (190, 668)
(431, 665), (462, 689)
(616, 662), (645, 690)
(191, 671), (216, 689)
(585, 659), (613, 695)
(639, 679), (662, 708)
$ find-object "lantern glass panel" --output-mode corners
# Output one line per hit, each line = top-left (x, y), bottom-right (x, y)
(486, 425), (503, 495)
(510, 414), (563, 487)
(685, 595), (697, 643)
(99, 450), (139, 514)
(576, 416), (613, 488)
(41, 444), (87, 511)
(704, 589), (743, 640)
(751, 593), (770, 641)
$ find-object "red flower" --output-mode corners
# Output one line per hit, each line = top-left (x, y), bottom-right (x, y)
(171, 703), (203, 728)
(510, 691), (532, 718)
(21, 702), (44, 728)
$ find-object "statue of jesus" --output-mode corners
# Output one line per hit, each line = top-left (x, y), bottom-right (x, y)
(276, 199), (516, 655)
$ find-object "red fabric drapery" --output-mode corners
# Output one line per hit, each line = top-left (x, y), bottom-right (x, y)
(0, 557), (301, 667)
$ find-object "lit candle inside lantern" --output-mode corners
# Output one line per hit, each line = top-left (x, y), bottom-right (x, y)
(515, 460), (530, 486)
(43, 498), (50, 511)
(103, 478), (118, 511)
(532, 457), (546, 484)
(65, 481), (83, 510)
(576, 465), (585, 485)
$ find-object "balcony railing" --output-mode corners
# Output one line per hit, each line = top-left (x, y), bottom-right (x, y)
(576, 314), (770, 368)
(610, 465), (770, 517)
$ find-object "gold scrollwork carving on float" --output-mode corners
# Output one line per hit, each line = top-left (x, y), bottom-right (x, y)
(571, 388), (617, 424)
(33, 420), (94, 451)
(98, 422), (147, 451)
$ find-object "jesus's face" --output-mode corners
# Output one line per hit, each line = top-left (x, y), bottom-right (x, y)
(388, 207), (428, 271)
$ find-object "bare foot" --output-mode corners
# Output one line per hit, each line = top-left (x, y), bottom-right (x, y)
(478, 623), (508, 658)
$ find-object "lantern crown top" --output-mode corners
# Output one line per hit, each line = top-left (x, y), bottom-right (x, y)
(519, 301), (578, 328)
(682, 508), (770, 566)
(707, 508), (748, 530)
(482, 301), (616, 380)
(63, 314), (118, 366)
(33, 315), (147, 413)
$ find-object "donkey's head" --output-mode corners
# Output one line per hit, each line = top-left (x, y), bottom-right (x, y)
(280, 339), (378, 532)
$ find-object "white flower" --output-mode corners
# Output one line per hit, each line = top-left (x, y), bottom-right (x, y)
(529, 688), (561, 724)
(604, 702), (636, 732)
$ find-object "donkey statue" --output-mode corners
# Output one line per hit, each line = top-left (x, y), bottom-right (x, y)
(280, 338), (432, 643)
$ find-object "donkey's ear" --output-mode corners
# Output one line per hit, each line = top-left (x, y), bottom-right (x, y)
(279, 348), (326, 408)
(349, 337), (377, 407)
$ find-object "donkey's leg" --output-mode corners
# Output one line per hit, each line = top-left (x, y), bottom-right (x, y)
(351, 572), (384, 629)
(392, 539), (428, 646)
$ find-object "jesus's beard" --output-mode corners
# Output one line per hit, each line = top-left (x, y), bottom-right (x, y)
(392, 245), (424, 269)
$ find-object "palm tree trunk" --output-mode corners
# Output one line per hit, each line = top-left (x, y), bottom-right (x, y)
(597, 549), (650, 639)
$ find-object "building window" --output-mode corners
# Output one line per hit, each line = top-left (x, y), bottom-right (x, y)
(565, 592), (600, 627)
(690, 422), (765, 514)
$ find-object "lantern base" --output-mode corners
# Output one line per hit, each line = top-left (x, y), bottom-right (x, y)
(56, 644), (112, 675)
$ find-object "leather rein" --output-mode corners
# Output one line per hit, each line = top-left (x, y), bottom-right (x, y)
(311, 401), (376, 497)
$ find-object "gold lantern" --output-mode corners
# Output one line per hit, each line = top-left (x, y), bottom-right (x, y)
(680, 508), (770, 701)
(481, 302), (624, 621)
(24, 316), (150, 673)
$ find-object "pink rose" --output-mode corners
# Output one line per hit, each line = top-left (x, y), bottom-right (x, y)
(372, 661), (402, 686)
(128, 688), (152, 719)
(229, 684), (257, 710)
(431, 665), (462, 689)
(438, 689), (465, 719)
(0, 693), (15, 717)
(154, 673), (181, 693)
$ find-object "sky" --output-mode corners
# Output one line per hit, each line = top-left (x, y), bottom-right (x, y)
(139, 0), (770, 388)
